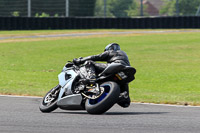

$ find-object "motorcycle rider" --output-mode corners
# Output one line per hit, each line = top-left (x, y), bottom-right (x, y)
(73, 43), (134, 108)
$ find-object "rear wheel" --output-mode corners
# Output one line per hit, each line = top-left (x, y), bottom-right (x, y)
(85, 81), (120, 114)
(39, 85), (60, 113)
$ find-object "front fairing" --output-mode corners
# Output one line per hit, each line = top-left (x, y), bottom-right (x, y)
(62, 66), (68, 72)
(58, 68), (78, 100)
(58, 68), (77, 88)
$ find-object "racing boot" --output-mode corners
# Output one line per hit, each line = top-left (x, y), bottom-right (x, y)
(117, 84), (131, 108)
(118, 91), (130, 108)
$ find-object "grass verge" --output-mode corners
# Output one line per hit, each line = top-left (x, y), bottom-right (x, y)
(0, 30), (200, 106)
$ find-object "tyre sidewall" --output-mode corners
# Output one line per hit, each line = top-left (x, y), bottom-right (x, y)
(85, 81), (120, 114)
(39, 85), (60, 113)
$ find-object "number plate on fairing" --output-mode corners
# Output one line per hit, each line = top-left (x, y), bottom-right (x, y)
(115, 72), (127, 80)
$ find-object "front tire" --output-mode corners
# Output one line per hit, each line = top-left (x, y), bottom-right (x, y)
(39, 85), (60, 113)
(85, 81), (120, 114)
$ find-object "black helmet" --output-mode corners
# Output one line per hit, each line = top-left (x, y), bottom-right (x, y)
(104, 43), (120, 52)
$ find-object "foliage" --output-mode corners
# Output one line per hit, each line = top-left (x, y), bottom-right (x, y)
(126, 1), (140, 17)
(54, 14), (59, 17)
(12, 11), (20, 17)
(0, 0), (96, 17)
(0, 0), (27, 17)
(160, 0), (200, 16)
(95, 0), (139, 17)
(69, 0), (96, 16)
(35, 12), (50, 17)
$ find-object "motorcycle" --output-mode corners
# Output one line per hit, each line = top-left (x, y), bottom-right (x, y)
(39, 61), (136, 114)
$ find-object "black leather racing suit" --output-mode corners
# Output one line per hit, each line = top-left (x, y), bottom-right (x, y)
(83, 50), (130, 65)
(81, 50), (131, 107)
(81, 50), (130, 71)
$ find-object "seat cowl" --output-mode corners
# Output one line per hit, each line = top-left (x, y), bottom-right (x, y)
(99, 63), (125, 76)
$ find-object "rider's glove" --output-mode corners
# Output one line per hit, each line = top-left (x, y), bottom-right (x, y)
(73, 58), (83, 65)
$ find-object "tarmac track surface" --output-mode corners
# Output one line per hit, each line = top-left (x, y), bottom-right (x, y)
(0, 95), (200, 133)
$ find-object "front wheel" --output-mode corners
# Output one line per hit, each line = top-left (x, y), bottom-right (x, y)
(39, 85), (60, 113)
(85, 81), (120, 114)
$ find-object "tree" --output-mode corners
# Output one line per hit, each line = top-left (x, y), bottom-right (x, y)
(0, 0), (96, 17)
(160, 0), (200, 16)
(95, 0), (139, 17)
(69, 0), (96, 16)
(109, 0), (134, 17)
(0, 0), (27, 17)
(32, 0), (65, 17)
(32, 0), (96, 17)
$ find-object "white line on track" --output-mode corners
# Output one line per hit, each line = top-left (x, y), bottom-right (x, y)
(133, 102), (200, 108)
(1, 30), (200, 40)
(1, 94), (200, 108)
(0, 94), (41, 99)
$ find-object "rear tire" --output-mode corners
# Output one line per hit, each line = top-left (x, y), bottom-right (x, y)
(39, 85), (60, 113)
(85, 81), (120, 114)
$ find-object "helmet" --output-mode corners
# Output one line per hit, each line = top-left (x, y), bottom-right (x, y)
(104, 43), (120, 52)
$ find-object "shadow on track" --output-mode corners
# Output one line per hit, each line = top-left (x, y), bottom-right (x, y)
(105, 112), (169, 115)
(52, 111), (169, 115)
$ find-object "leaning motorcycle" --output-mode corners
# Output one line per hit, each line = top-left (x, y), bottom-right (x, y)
(39, 61), (136, 114)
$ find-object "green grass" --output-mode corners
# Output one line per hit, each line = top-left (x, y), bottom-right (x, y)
(0, 30), (200, 105)
(0, 29), (136, 36)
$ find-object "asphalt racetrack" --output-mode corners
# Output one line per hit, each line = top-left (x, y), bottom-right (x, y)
(0, 95), (200, 133)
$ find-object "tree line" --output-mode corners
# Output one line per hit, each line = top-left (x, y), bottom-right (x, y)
(160, 0), (200, 16)
(0, 0), (199, 17)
